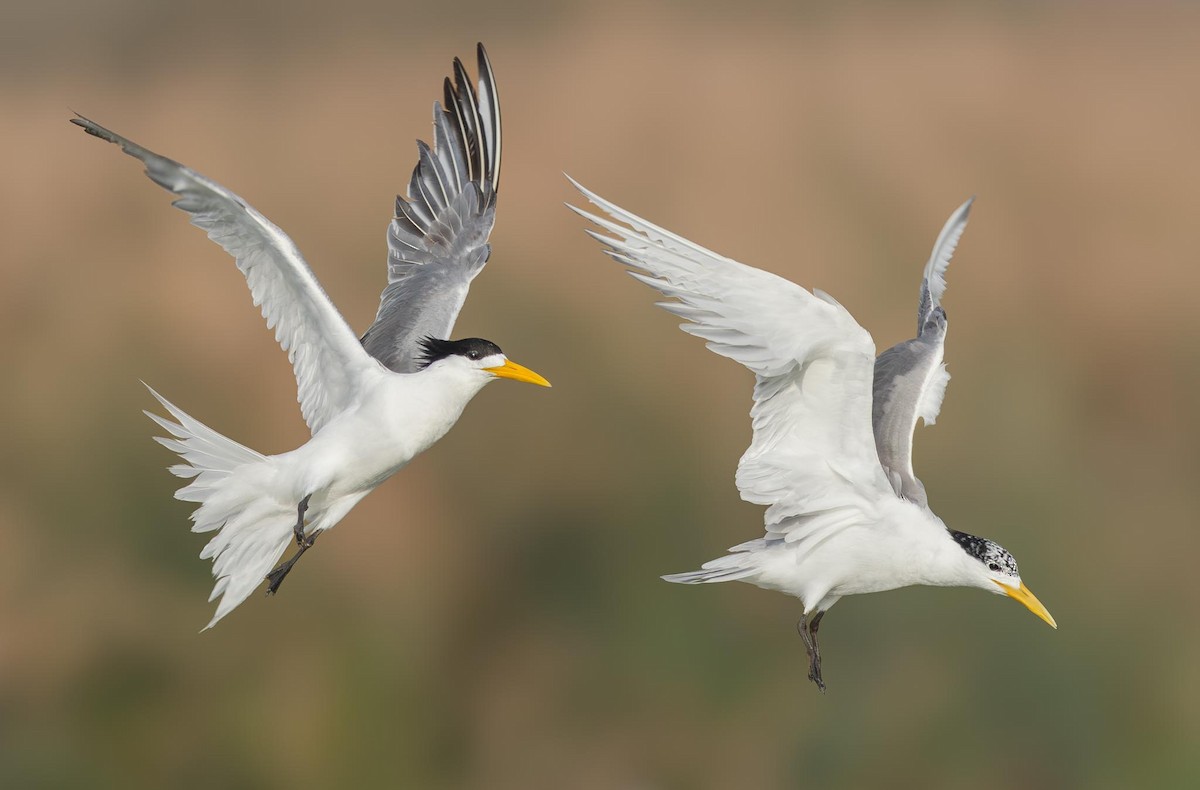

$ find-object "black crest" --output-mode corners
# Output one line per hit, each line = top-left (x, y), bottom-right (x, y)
(950, 530), (1019, 577)
(416, 337), (504, 369)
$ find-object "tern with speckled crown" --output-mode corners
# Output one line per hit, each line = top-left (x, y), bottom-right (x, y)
(73, 45), (549, 628)
(570, 182), (1054, 691)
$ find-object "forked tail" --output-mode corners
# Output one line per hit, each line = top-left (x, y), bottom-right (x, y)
(145, 385), (295, 629)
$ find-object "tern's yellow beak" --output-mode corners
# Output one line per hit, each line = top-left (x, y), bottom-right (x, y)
(995, 580), (1057, 629)
(485, 359), (551, 387)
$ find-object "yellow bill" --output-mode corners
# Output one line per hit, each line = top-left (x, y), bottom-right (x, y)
(995, 580), (1057, 629)
(485, 359), (551, 387)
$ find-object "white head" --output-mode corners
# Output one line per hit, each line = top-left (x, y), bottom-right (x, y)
(951, 530), (1056, 628)
(416, 337), (551, 391)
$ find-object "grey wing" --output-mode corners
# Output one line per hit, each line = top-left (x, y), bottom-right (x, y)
(872, 331), (947, 506)
(872, 198), (972, 505)
(72, 115), (379, 436)
(360, 43), (502, 373)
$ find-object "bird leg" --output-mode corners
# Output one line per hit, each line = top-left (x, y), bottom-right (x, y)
(292, 494), (311, 546)
(809, 610), (825, 653)
(797, 611), (827, 693)
(266, 495), (316, 596)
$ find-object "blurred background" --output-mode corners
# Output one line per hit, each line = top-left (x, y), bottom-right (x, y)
(3, 0), (1199, 787)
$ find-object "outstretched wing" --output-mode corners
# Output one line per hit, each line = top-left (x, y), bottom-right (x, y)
(570, 179), (895, 544)
(360, 43), (502, 373)
(872, 198), (973, 506)
(72, 115), (381, 435)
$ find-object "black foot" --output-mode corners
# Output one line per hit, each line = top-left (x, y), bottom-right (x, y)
(268, 496), (316, 595)
(265, 551), (301, 595)
(807, 655), (826, 693)
(797, 611), (827, 693)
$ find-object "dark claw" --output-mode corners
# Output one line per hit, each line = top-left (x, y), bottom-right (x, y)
(807, 661), (826, 693)
(266, 532), (318, 595)
(265, 562), (293, 595)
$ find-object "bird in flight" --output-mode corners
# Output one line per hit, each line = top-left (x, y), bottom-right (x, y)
(73, 44), (549, 629)
(570, 181), (1055, 691)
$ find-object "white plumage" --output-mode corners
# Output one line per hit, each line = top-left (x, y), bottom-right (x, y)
(75, 45), (550, 628)
(570, 180), (1054, 691)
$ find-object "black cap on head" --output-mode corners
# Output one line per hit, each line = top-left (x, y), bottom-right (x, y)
(416, 337), (504, 369)
(950, 530), (1019, 576)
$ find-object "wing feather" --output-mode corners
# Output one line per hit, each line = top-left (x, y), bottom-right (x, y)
(432, 103), (466, 193)
(476, 47), (503, 192)
(917, 197), (972, 331)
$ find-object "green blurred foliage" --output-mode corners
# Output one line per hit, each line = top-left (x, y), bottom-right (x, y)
(2, 1), (1200, 787)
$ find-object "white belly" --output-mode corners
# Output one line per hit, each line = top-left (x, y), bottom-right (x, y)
(748, 496), (966, 610)
(271, 370), (474, 511)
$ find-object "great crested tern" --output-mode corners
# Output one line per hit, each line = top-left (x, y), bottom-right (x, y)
(570, 181), (1055, 691)
(73, 44), (550, 629)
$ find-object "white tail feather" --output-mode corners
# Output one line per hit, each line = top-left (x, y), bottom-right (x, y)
(661, 539), (764, 584)
(144, 384), (293, 629)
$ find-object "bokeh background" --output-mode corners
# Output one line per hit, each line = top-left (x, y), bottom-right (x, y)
(3, 1), (1199, 787)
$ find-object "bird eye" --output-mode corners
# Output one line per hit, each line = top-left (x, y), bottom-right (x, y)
(468, 351), (479, 360)
(988, 562), (1000, 572)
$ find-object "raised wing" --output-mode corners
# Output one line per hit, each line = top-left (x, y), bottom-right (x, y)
(72, 115), (381, 435)
(570, 179), (895, 545)
(872, 198), (972, 505)
(917, 197), (972, 333)
(360, 43), (502, 373)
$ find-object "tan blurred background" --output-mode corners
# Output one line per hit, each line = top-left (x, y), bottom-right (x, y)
(3, 0), (1199, 787)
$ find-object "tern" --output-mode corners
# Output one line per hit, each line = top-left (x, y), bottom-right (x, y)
(570, 180), (1055, 691)
(73, 44), (550, 629)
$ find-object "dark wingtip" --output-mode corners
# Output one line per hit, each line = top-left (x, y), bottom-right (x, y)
(473, 45), (501, 193)
(70, 115), (125, 149)
(69, 113), (106, 139)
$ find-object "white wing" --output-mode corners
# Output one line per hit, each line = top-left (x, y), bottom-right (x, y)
(569, 179), (895, 545)
(872, 198), (972, 505)
(73, 115), (380, 435)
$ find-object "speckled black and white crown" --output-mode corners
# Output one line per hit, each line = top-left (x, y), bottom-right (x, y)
(950, 530), (1019, 576)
